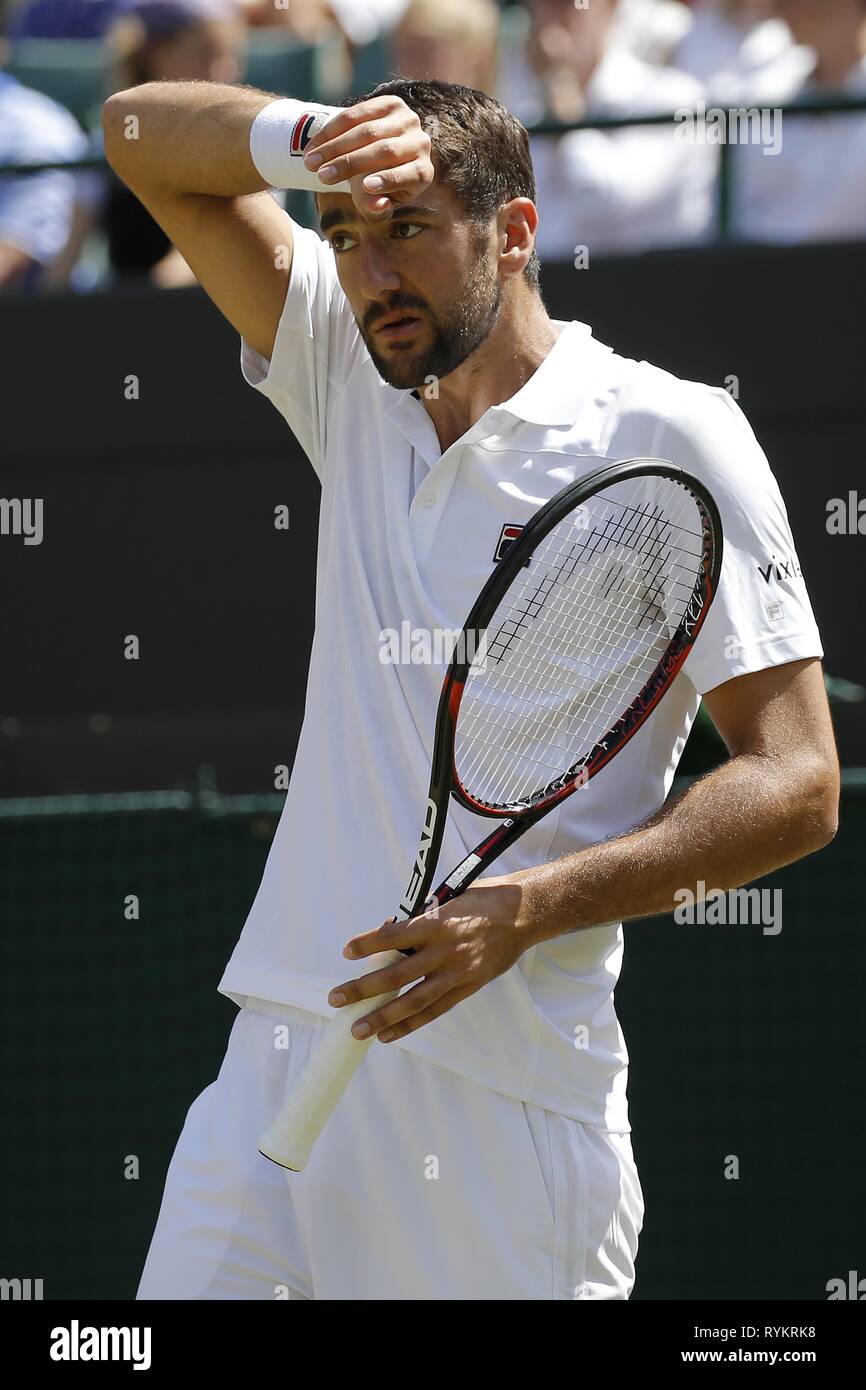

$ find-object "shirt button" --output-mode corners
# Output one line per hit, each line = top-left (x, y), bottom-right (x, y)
(422, 492), (436, 509)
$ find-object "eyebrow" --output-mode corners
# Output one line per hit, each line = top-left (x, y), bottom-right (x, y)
(318, 203), (440, 236)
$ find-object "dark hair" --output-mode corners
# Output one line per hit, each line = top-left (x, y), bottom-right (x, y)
(348, 77), (542, 294)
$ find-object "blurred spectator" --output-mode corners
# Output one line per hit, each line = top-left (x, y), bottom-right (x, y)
(322, 0), (411, 47)
(501, 0), (716, 258)
(670, 0), (812, 101)
(612, 0), (693, 66)
(238, 0), (411, 47)
(7, 0), (127, 38)
(111, 0), (243, 86)
(393, 0), (499, 93)
(238, 0), (336, 41)
(775, 0), (866, 88)
(103, 0), (244, 284)
(0, 69), (88, 290)
(733, 0), (866, 242)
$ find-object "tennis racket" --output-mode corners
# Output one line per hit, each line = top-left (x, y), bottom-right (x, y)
(258, 458), (723, 1171)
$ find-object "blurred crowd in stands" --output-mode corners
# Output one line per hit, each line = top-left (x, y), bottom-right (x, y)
(1, 0), (865, 292)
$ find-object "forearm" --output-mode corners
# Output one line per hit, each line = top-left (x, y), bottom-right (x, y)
(102, 81), (274, 198)
(514, 750), (838, 944)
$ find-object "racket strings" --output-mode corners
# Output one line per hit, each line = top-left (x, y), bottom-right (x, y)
(464, 535), (689, 796)
(459, 493), (699, 801)
(486, 506), (687, 673)
(461, 577), (678, 799)
(455, 479), (707, 809)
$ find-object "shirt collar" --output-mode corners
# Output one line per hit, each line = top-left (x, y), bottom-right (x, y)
(496, 319), (599, 426)
(394, 319), (602, 432)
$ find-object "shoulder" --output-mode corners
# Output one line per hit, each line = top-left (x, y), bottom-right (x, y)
(604, 346), (779, 499)
(613, 352), (744, 431)
(599, 342), (732, 432)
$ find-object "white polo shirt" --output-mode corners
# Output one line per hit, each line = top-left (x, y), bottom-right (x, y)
(220, 218), (822, 1132)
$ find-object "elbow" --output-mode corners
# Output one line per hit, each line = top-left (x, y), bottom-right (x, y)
(815, 801), (839, 850)
(101, 91), (130, 174)
(802, 753), (840, 852)
(810, 806), (839, 852)
(101, 87), (149, 177)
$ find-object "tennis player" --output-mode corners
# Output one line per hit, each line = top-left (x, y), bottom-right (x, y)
(103, 77), (839, 1300)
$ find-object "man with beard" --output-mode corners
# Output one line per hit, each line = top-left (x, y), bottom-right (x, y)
(104, 78), (837, 1300)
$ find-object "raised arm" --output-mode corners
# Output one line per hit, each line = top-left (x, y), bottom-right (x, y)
(101, 83), (434, 360)
(102, 82), (293, 359)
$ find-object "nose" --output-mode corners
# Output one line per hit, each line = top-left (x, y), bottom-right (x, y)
(358, 239), (402, 302)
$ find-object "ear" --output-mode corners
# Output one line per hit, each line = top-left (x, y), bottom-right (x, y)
(498, 198), (539, 279)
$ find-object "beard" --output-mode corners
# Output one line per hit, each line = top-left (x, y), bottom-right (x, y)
(359, 226), (502, 391)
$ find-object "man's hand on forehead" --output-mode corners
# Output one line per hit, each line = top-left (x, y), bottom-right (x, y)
(304, 94), (436, 220)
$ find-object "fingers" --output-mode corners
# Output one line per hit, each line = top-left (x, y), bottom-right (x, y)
(343, 912), (432, 960)
(360, 983), (472, 1043)
(304, 95), (424, 161)
(305, 119), (426, 170)
(327, 947), (431, 1013)
(357, 158), (434, 195)
(346, 155), (433, 222)
(302, 96), (434, 214)
(355, 195), (394, 219)
(329, 911), (449, 1017)
(309, 137), (431, 191)
(302, 98), (397, 151)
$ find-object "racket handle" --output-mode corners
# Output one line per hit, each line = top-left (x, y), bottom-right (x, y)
(257, 949), (405, 1172)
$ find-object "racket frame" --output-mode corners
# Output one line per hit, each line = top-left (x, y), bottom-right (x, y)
(398, 458), (722, 920)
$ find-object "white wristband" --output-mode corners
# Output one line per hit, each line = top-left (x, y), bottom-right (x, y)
(249, 98), (352, 193)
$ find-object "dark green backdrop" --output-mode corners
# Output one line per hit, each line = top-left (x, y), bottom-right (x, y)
(3, 239), (864, 1300)
(1, 781), (863, 1300)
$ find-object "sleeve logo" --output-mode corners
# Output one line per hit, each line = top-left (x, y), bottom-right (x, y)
(756, 553), (802, 584)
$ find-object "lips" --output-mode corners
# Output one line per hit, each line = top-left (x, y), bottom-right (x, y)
(376, 315), (422, 341)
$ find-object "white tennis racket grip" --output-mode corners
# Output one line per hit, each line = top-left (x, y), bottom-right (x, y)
(257, 949), (404, 1172)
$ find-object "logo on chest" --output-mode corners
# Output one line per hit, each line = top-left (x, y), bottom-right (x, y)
(493, 523), (530, 565)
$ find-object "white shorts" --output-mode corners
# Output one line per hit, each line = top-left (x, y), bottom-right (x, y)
(137, 1000), (644, 1300)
